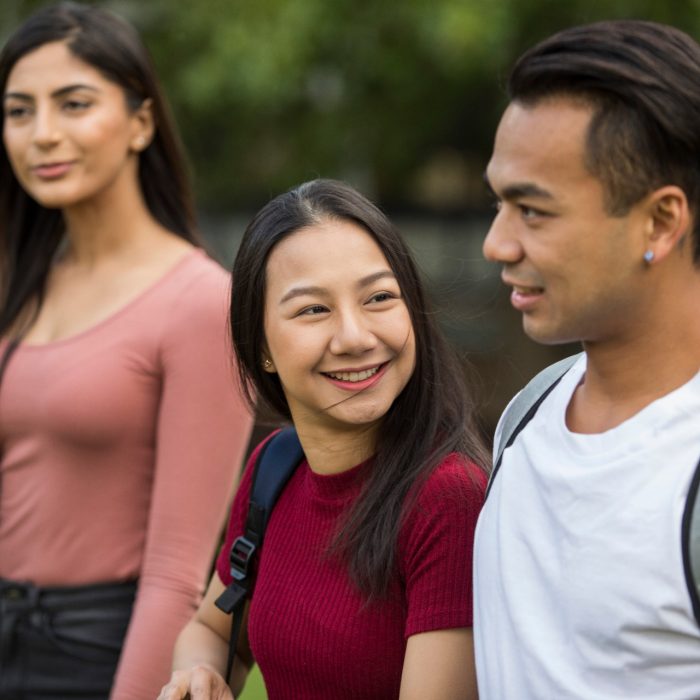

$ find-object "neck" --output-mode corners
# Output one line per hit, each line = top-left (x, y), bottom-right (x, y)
(60, 162), (171, 267)
(569, 268), (700, 433)
(293, 421), (379, 475)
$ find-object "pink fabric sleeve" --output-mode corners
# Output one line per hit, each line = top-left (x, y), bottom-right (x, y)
(400, 455), (487, 638)
(109, 266), (253, 700)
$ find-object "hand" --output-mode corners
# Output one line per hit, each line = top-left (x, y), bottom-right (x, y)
(157, 665), (234, 700)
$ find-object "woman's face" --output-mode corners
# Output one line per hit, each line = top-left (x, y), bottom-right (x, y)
(263, 218), (416, 437)
(2, 40), (149, 210)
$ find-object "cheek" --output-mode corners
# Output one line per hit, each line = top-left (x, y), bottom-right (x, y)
(391, 309), (415, 354)
(3, 125), (25, 168)
(81, 116), (132, 159)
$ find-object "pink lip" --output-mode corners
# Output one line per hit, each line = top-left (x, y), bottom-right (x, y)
(33, 161), (74, 179)
(502, 276), (545, 312)
(322, 362), (389, 392)
(510, 287), (544, 312)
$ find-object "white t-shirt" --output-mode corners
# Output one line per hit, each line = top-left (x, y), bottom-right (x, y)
(474, 355), (700, 700)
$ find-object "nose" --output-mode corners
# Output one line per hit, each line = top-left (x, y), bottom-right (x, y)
(329, 307), (377, 356)
(482, 207), (524, 264)
(32, 105), (61, 149)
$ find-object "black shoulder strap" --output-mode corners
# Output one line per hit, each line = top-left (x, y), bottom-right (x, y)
(681, 457), (700, 627)
(486, 353), (582, 500)
(214, 426), (304, 685)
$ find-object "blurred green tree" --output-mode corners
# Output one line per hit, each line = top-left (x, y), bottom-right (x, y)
(4, 0), (700, 210)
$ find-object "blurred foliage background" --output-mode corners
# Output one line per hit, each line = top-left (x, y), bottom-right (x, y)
(5, 0), (699, 210)
(3, 1), (700, 697)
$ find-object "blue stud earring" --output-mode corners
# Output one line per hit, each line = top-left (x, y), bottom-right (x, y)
(643, 250), (655, 264)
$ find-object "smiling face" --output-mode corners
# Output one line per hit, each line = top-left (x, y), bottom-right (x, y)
(263, 218), (416, 438)
(2, 40), (149, 211)
(483, 97), (652, 346)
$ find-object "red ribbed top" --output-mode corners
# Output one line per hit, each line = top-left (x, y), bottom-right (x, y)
(216, 437), (486, 699)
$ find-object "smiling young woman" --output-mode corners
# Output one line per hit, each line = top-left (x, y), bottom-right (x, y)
(158, 179), (490, 700)
(0, 4), (253, 699)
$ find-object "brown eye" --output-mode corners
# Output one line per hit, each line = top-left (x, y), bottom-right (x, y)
(4, 104), (31, 119)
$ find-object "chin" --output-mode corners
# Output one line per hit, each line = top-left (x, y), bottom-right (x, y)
(28, 189), (80, 210)
(335, 404), (387, 428)
(523, 319), (579, 346)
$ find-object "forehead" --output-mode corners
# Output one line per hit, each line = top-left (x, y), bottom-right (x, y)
(487, 97), (596, 194)
(5, 40), (112, 94)
(265, 219), (391, 290)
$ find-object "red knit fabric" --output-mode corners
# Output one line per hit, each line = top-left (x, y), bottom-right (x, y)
(216, 437), (486, 699)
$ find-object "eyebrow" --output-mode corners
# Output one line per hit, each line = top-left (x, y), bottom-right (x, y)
(3, 84), (100, 102)
(483, 173), (554, 201)
(278, 269), (396, 304)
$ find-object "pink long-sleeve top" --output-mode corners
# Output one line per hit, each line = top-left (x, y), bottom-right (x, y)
(0, 248), (253, 699)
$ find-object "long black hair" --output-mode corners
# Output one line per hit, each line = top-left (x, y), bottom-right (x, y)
(231, 178), (489, 598)
(0, 1), (200, 337)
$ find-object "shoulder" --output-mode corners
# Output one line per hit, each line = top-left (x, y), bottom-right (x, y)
(494, 352), (586, 450)
(155, 250), (231, 338)
(417, 453), (487, 506)
(168, 249), (230, 304)
(398, 453), (487, 577)
(401, 454), (487, 535)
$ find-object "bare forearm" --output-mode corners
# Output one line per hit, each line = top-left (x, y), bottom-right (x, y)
(172, 619), (228, 673)
(172, 619), (250, 697)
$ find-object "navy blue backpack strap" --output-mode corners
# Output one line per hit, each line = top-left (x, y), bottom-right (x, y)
(486, 353), (582, 499)
(214, 426), (304, 685)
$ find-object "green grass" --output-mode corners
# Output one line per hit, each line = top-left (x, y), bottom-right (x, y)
(238, 665), (267, 700)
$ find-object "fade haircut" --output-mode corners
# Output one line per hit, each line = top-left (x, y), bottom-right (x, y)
(508, 20), (700, 262)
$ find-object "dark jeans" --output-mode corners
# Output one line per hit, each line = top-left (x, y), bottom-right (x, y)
(0, 578), (136, 700)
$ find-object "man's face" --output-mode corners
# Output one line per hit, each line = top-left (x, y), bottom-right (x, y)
(483, 97), (650, 346)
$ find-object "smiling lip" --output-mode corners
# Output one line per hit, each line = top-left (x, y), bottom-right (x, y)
(503, 278), (545, 312)
(33, 161), (75, 179)
(322, 362), (388, 391)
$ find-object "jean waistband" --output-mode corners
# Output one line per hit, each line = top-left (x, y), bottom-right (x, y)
(0, 578), (138, 611)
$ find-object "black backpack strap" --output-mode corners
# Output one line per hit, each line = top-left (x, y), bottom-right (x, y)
(681, 456), (700, 626)
(214, 426), (304, 685)
(486, 353), (582, 500)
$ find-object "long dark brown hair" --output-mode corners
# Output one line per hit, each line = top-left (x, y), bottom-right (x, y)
(0, 1), (200, 337)
(231, 178), (489, 598)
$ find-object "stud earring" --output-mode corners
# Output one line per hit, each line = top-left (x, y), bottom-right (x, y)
(643, 250), (655, 264)
(263, 359), (272, 369)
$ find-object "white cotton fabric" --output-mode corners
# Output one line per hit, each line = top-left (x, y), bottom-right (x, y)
(474, 354), (700, 700)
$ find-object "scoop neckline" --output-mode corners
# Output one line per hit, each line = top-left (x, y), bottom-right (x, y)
(15, 248), (202, 351)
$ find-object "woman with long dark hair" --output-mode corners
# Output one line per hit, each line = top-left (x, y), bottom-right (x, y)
(159, 179), (489, 700)
(0, 3), (252, 698)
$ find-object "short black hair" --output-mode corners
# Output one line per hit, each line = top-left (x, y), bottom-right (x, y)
(509, 20), (700, 262)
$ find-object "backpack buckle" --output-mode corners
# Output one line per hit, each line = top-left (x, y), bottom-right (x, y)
(229, 536), (256, 581)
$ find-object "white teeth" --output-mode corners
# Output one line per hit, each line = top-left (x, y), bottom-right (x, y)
(327, 366), (380, 382)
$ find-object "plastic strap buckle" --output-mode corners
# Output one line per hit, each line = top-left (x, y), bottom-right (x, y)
(229, 535), (256, 582)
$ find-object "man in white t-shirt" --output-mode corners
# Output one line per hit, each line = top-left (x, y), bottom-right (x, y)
(474, 20), (700, 700)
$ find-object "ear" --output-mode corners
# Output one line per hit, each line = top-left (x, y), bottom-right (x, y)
(262, 351), (276, 373)
(129, 98), (155, 152)
(643, 185), (691, 263)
